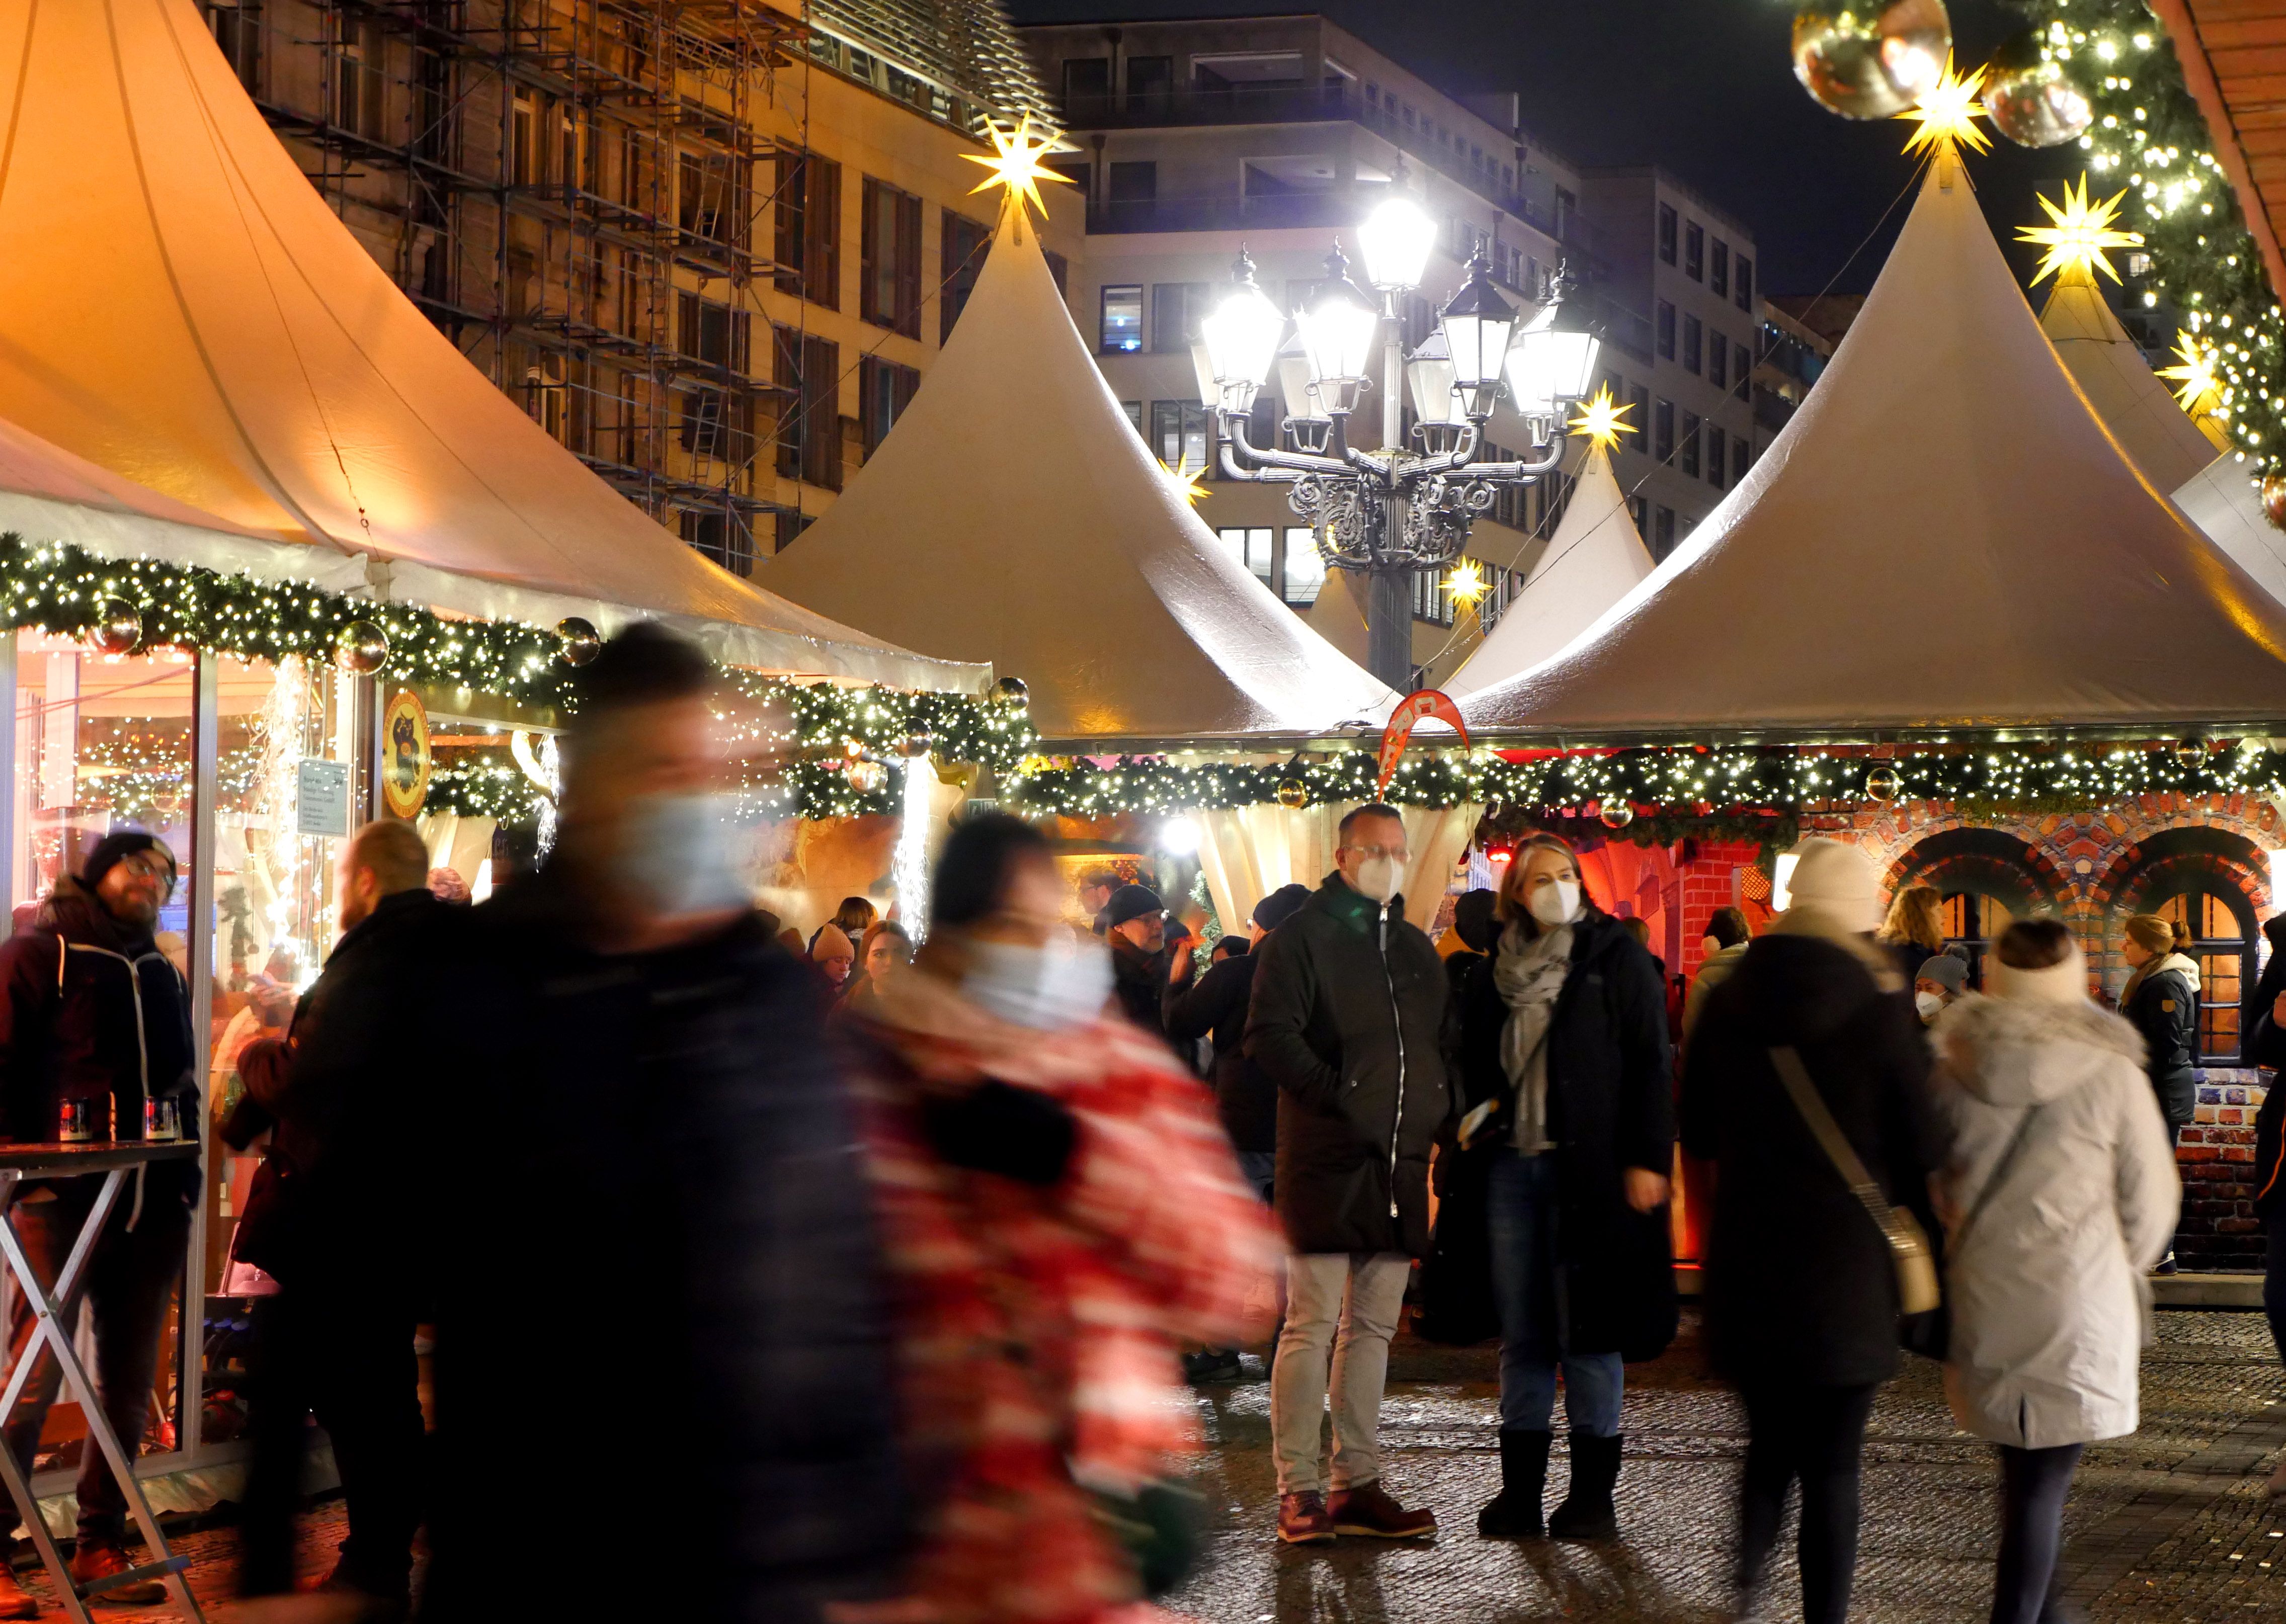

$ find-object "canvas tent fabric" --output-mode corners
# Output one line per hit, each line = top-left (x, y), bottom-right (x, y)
(1459, 160), (2286, 738)
(2173, 458), (2286, 608)
(0, 0), (968, 693)
(1304, 568), (1374, 670)
(759, 203), (1396, 742)
(1445, 440), (1653, 697)
(2039, 263), (2227, 495)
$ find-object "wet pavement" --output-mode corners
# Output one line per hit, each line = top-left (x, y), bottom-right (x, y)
(1168, 1309), (2286, 1622)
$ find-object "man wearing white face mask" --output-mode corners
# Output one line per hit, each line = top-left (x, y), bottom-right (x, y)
(1247, 803), (1451, 1545)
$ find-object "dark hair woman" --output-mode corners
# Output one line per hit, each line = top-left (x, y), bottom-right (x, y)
(1455, 832), (1678, 1543)
(1875, 884), (1945, 986)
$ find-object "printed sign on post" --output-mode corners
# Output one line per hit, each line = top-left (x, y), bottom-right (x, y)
(296, 758), (352, 838)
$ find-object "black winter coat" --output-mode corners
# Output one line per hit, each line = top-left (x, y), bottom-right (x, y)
(1247, 876), (1451, 1257)
(1680, 932), (1945, 1387)
(1110, 936), (1186, 1059)
(2245, 917), (2286, 1068)
(421, 870), (908, 1624)
(2124, 959), (2199, 1126)
(0, 879), (197, 1181)
(1164, 949), (1274, 1152)
(1453, 910), (1678, 1360)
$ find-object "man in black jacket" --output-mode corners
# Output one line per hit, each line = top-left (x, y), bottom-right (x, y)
(422, 625), (908, 1624)
(0, 830), (196, 1612)
(1246, 805), (1449, 1546)
(231, 817), (454, 1611)
(1104, 884), (1185, 1057)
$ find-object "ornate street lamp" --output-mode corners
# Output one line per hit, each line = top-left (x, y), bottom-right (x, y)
(1201, 200), (1602, 689)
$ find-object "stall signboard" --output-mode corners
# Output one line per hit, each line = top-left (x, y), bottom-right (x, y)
(382, 688), (433, 819)
(295, 758), (352, 838)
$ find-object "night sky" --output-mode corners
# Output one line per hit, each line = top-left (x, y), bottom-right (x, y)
(1003, 0), (2095, 299)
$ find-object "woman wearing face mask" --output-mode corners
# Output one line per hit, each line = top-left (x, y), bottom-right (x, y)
(1455, 833), (1678, 1543)
(835, 813), (1281, 1622)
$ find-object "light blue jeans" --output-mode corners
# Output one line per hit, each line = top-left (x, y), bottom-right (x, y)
(1487, 1145), (1624, 1435)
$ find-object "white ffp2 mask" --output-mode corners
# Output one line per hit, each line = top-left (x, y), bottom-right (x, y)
(1528, 879), (1581, 928)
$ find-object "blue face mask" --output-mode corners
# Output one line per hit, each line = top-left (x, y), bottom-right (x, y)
(961, 937), (1113, 1031)
(615, 793), (751, 918)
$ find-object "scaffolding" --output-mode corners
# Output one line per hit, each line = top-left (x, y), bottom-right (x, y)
(207, 0), (803, 575)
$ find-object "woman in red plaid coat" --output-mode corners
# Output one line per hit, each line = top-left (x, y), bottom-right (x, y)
(838, 814), (1282, 1624)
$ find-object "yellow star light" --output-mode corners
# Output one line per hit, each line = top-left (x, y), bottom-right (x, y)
(1567, 386), (1638, 454)
(1161, 459), (1210, 507)
(1445, 559), (1489, 610)
(2157, 334), (2225, 419)
(2017, 176), (2142, 285)
(961, 114), (1076, 222)
(1896, 56), (1992, 161)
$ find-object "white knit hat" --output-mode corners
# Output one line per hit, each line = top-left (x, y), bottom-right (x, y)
(1987, 936), (2089, 1005)
(1782, 838), (1881, 933)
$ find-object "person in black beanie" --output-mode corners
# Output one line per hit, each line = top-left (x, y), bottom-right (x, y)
(1104, 884), (1184, 1051)
(0, 830), (197, 1611)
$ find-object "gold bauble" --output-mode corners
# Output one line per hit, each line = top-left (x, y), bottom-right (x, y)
(334, 619), (391, 674)
(88, 598), (142, 655)
(2262, 474), (2286, 532)
(1980, 30), (2092, 148)
(1599, 801), (1635, 830)
(847, 758), (888, 795)
(1791, 0), (1951, 120)
(555, 616), (602, 667)
(1866, 764), (1903, 802)
(992, 675), (1029, 707)
(1276, 778), (1310, 810)
(2173, 738), (2207, 768)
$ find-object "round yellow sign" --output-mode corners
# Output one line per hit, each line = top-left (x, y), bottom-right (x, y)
(381, 689), (432, 819)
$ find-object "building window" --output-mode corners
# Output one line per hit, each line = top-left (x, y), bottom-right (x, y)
(774, 326), (842, 491)
(773, 509), (811, 553)
(677, 292), (751, 463)
(1710, 240), (1730, 298)
(858, 355), (919, 458)
(1705, 424), (1724, 488)
(1732, 434), (1751, 486)
(1153, 283), (1209, 354)
(1105, 160), (1157, 221)
(940, 210), (991, 344)
(1101, 285), (1144, 353)
(1654, 398), (1674, 461)
(1150, 399), (1210, 474)
(1735, 343), (1753, 402)
(860, 178), (923, 337)
(681, 151), (749, 250)
(680, 508), (755, 577)
(1682, 314), (1701, 375)
(1282, 528), (1327, 605)
(1736, 255), (1754, 309)
(1629, 382), (1652, 441)
(1657, 203), (1677, 265)
(1684, 221), (1704, 281)
(1631, 495), (1650, 534)
(1121, 400), (1143, 435)
(1126, 55), (1173, 107)
(1680, 410), (1700, 477)
(774, 149), (841, 310)
(2154, 891), (2251, 1060)
(1708, 335), (1728, 391)
(1412, 568), (1452, 626)
(1216, 527), (1274, 584)
(1656, 301), (1675, 360)
(1654, 504), (1675, 554)
(209, 2), (262, 92)
(1062, 57), (1110, 115)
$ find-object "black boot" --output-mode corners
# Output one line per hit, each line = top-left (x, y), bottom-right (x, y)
(1477, 1428), (1551, 1538)
(1548, 1430), (1622, 1540)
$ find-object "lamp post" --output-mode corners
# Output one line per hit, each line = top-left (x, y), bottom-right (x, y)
(1200, 189), (1603, 690)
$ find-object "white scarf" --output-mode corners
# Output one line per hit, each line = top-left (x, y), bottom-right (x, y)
(1493, 919), (1571, 1153)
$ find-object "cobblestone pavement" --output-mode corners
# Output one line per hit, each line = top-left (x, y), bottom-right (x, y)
(1168, 1310), (2286, 1623)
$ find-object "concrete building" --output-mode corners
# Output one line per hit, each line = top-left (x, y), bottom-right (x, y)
(198, 0), (1071, 576)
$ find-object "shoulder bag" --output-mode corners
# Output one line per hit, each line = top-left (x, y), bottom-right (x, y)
(1769, 1046), (1940, 1317)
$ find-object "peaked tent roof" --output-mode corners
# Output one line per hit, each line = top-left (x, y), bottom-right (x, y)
(0, 0), (969, 692)
(759, 205), (1396, 742)
(1445, 441), (1653, 698)
(2173, 457), (2286, 608)
(1304, 568), (1373, 670)
(2039, 264), (2226, 494)
(1459, 160), (2286, 737)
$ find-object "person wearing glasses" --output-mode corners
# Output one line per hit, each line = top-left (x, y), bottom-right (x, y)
(0, 830), (197, 1612)
(1246, 803), (1450, 1545)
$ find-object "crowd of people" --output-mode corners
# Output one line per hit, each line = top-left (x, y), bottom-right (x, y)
(0, 620), (2275, 1624)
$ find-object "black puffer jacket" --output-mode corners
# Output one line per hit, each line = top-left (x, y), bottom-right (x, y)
(0, 878), (196, 1160)
(2124, 956), (2199, 1127)
(1454, 909), (1679, 1360)
(1246, 875), (1451, 1257)
(1164, 948), (1274, 1152)
(1681, 931), (1945, 1386)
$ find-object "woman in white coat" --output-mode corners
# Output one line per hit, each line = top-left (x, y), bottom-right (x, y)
(1931, 918), (2180, 1624)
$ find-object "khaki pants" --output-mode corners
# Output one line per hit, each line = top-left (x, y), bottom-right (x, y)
(1269, 1251), (1411, 1495)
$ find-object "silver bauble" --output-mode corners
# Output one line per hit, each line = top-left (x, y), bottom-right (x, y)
(992, 675), (1029, 707)
(1865, 765), (1903, 802)
(848, 757), (889, 795)
(1791, 0), (1951, 120)
(334, 620), (390, 674)
(2173, 738), (2207, 769)
(1600, 801), (1635, 830)
(89, 598), (142, 655)
(1980, 31), (2092, 148)
(555, 616), (602, 668)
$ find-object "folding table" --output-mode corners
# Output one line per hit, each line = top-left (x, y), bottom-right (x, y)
(0, 1142), (204, 1623)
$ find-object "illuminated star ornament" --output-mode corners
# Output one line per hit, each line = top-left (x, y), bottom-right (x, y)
(2158, 335), (2226, 420)
(1445, 559), (1489, 611)
(962, 115), (1075, 223)
(2018, 176), (2142, 286)
(1160, 459), (1210, 507)
(1896, 56), (1992, 161)
(1567, 386), (1638, 454)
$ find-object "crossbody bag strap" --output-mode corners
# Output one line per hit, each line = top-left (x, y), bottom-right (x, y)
(1953, 1103), (2043, 1252)
(1769, 1044), (1898, 1230)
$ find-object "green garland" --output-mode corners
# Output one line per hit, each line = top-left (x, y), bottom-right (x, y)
(2018, 2), (2284, 475)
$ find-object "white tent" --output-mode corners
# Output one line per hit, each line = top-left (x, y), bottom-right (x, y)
(1445, 440), (1652, 698)
(1459, 159), (2286, 737)
(1303, 567), (1374, 669)
(760, 202), (1396, 742)
(2039, 262), (2226, 495)
(0, 0), (968, 691)
(2172, 459), (2286, 607)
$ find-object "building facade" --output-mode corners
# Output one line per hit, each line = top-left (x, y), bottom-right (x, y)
(199, 0), (1071, 576)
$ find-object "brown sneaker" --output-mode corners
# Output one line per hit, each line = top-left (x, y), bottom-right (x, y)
(68, 1543), (163, 1606)
(0, 1563), (35, 1620)
(1328, 1481), (1437, 1539)
(1276, 1491), (1336, 1544)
